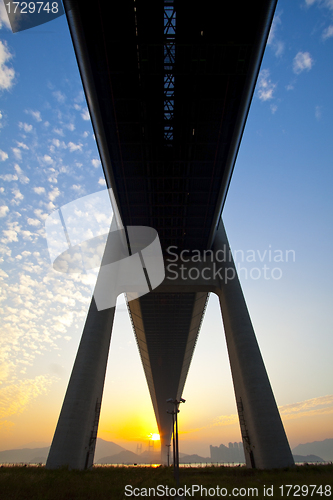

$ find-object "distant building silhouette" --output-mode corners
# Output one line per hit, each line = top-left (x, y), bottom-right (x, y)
(210, 442), (245, 463)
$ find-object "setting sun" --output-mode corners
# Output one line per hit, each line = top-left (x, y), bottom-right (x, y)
(150, 433), (160, 441)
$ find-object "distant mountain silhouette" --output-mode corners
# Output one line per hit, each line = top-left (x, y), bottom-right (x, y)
(0, 438), (128, 465)
(2, 437), (331, 465)
(139, 450), (161, 461)
(179, 454), (211, 463)
(97, 450), (144, 464)
(30, 456), (49, 464)
(293, 454), (324, 463)
(97, 449), (162, 464)
(14, 441), (49, 449)
(94, 438), (127, 462)
(0, 447), (50, 464)
(292, 439), (333, 461)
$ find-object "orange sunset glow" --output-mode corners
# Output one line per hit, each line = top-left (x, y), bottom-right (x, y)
(150, 433), (160, 441)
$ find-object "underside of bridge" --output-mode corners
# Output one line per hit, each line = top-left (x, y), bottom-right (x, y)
(46, 0), (295, 470)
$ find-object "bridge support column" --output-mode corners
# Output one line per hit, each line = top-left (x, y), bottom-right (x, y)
(213, 221), (294, 469)
(46, 298), (115, 469)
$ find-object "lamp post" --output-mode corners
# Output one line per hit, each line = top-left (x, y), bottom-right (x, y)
(167, 397), (185, 486)
(166, 444), (171, 467)
(167, 409), (176, 470)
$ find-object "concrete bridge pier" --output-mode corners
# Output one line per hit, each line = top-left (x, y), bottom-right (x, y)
(213, 221), (294, 469)
(156, 219), (295, 469)
(46, 299), (115, 470)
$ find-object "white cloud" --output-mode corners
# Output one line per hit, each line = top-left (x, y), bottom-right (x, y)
(18, 122), (33, 133)
(257, 69), (277, 101)
(91, 158), (101, 168)
(21, 229), (34, 240)
(48, 187), (60, 202)
(0, 174), (18, 182)
(42, 154), (54, 165)
(270, 104), (278, 114)
(56, 311), (74, 328)
(2, 229), (19, 243)
(187, 394), (333, 436)
(0, 206), (9, 218)
(52, 138), (61, 148)
(98, 178), (106, 186)
(315, 105), (323, 120)
(25, 109), (42, 122)
(12, 147), (22, 160)
(0, 40), (15, 91)
(0, 149), (8, 161)
(53, 90), (66, 103)
(33, 186), (45, 195)
(16, 141), (29, 150)
(286, 82), (295, 91)
(278, 394), (333, 420)
(273, 40), (284, 57)
(67, 142), (83, 152)
(293, 51), (314, 74)
(322, 25), (333, 40)
(27, 218), (41, 227)
(66, 123), (75, 131)
(0, 2), (11, 30)
(305, 0), (333, 9)
(34, 209), (48, 220)
(51, 138), (66, 149)
(0, 269), (8, 279)
(81, 108), (90, 121)
(11, 188), (24, 204)
(0, 375), (54, 420)
(53, 127), (64, 136)
(74, 90), (84, 103)
(14, 164), (29, 184)
(267, 12), (285, 57)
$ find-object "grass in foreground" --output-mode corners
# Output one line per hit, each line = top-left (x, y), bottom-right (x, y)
(0, 464), (332, 499)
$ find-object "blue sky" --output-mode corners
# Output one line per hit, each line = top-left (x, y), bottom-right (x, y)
(0, 0), (332, 457)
